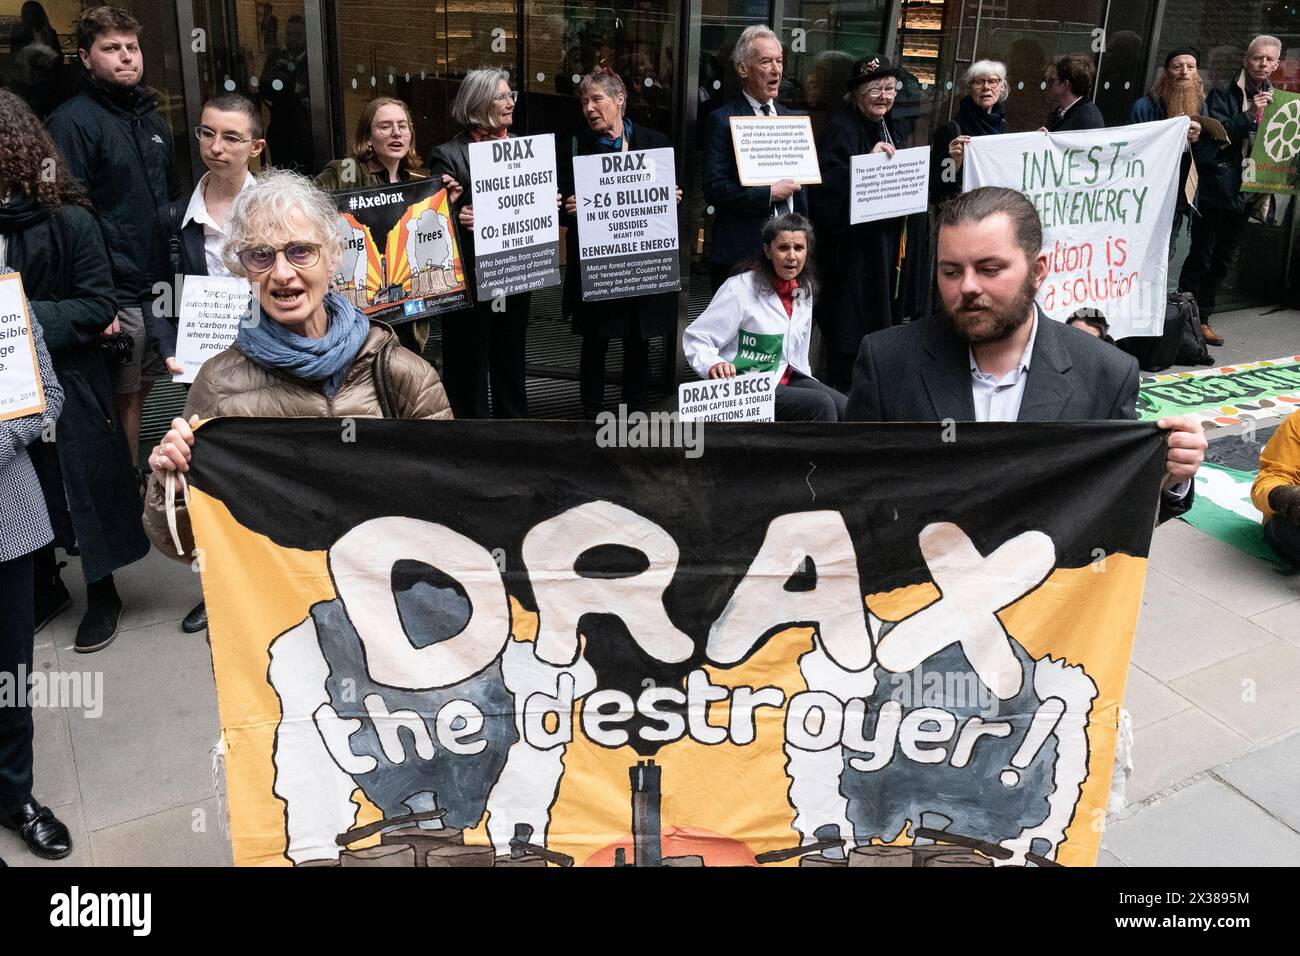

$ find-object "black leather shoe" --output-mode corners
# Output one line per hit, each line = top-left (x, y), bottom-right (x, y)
(0, 799), (72, 860)
(75, 578), (122, 654)
(181, 601), (208, 634)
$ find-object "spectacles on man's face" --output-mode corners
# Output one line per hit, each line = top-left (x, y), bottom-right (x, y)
(492, 90), (519, 104)
(196, 126), (254, 147)
(372, 120), (411, 135)
(238, 242), (321, 274)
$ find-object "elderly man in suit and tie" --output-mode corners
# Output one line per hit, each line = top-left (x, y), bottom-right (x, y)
(702, 25), (810, 291)
(846, 186), (1205, 524)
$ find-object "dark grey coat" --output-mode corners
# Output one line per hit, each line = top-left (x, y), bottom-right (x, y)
(3, 203), (150, 580)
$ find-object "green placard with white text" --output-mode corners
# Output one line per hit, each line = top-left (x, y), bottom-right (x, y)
(1244, 89), (1300, 195)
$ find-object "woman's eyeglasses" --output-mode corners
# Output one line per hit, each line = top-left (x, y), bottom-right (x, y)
(372, 120), (411, 135)
(238, 242), (321, 273)
(492, 90), (519, 103)
(971, 77), (1004, 88)
(195, 126), (254, 146)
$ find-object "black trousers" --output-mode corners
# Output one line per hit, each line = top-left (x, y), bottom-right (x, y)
(439, 292), (530, 420)
(775, 371), (846, 422)
(1179, 206), (1248, 322)
(0, 553), (35, 805)
(579, 335), (651, 417)
(1264, 515), (1300, 565)
(826, 351), (858, 394)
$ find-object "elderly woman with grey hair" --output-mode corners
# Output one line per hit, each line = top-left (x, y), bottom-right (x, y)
(141, 168), (451, 558)
(427, 68), (553, 419)
(931, 59), (1009, 203)
(559, 67), (681, 418)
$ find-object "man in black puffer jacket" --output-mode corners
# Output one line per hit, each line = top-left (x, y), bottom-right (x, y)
(48, 6), (180, 469)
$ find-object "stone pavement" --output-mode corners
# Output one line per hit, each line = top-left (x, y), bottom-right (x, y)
(4, 305), (1298, 867)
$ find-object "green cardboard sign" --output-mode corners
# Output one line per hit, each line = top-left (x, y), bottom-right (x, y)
(1243, 88), (1300, 195)
(733, 329), (784, 373)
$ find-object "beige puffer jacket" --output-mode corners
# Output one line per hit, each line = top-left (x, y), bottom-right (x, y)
(143, 320), (452, 560)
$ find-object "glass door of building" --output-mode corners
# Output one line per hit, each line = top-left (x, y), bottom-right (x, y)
(175, 0), (329, 178)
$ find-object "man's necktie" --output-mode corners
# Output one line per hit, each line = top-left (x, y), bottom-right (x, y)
(761, 103), (784, 217)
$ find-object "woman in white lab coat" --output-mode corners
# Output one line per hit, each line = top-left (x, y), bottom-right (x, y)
(683, 213), (845, 421)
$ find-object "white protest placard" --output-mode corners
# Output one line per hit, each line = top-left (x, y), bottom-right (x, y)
(173, 275), (252, 384)
(678, 371), (778, 422)
(729, 115), (822, 186)
(963, 117), (1188, 338)
(574, 146), (680, 302)
(850, 145), (930, 224)
(467, 133), (561, 301)
(0, 272), (45, 421)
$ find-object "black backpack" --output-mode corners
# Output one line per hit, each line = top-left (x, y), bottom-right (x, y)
(1169, 290), (1213, 368)
(1117, 291), (1212, 372)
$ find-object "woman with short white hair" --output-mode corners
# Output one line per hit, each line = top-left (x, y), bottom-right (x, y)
(932, 59), (1009, 203)
(427, 68), (539, 420)
(141, 168), (452, 557)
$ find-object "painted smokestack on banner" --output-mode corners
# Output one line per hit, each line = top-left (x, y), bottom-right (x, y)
(631, 760), (662, 867)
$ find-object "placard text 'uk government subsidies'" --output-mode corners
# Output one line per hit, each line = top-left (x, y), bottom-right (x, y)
(574, 147), (681, 301)
(468, 134), (562, 300)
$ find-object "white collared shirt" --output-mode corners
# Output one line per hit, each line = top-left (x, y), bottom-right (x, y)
(969, 315), (1039, 422)
(969, 315), (1192, 499)
(742, 90), (776, 116)
(741, 91), (794, 215)
(183, 171), (256, 277)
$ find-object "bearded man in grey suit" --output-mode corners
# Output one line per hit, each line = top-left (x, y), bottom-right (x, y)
(845, 186), (1205, 523)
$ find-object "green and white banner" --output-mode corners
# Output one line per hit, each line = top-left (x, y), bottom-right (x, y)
(1136, 357), (1300, 428)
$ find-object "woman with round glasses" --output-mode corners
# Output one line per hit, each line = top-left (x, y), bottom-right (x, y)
(142, 168), (452, 557)
(315, 97), (432, 354)
(809, 55), (916, 390)
(145, 93), (265, 636)
(932, 60), (1009, 204)
(426, 68), (535, 419)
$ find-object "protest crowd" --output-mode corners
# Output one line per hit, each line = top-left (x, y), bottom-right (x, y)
(3, 4), (1299, 868)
